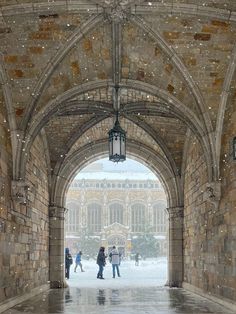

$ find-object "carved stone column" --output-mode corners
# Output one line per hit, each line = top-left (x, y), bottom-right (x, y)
(124, 189), (130, 225)
(80, 191), (86, 227)
(167, 206), (183, 287)
(11, 180), (29, 205)
(203, 181), (221, 209)
(103, 190), (108, 227)
(49, 206), (67, 288)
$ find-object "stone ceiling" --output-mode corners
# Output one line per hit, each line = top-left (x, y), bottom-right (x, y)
(1, 0), (236, 188)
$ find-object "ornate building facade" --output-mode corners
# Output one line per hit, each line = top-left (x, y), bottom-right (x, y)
(65, 164), (168, 257)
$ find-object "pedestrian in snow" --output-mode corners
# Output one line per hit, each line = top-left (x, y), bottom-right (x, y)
(109, 245), (121, 278)
(135, 252), (140, 266)
(65, 247), (73, 279)
(96, 246), (106, 279)
(74, 251), (85, 272)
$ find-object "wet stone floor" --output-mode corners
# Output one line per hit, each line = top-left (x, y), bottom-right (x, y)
(2, 287), (234, 314)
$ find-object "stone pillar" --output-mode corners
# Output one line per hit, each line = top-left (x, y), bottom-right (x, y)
(103, 190), (108, 227)
(80, 192), (86, 228)
(49, 206), (67, 288)
(147, 188), (152, 226)
(124, 190), (130, 225)
(167, 206), (183, 287)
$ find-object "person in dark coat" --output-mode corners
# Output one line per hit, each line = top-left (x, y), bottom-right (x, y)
(65, 247), (73, 279)
(135, 252), (140, 266)
(96, 246), (106, 279)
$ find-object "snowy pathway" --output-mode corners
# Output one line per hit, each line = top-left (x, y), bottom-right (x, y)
(68, 257), (168, 288)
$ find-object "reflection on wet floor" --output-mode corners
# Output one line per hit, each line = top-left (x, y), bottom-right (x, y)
(2, 287), (234, 314)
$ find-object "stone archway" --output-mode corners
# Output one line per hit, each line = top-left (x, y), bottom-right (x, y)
(49, 147), (183, 288)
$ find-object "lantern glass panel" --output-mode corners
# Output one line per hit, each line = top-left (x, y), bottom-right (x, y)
(113, 134), (121, 155)
(120, 136), (125, 155)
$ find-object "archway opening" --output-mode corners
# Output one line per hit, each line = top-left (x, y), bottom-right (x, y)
(65, 157), (168, 287)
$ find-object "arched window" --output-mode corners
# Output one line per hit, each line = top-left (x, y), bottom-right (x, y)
(65, 202), (79, 233)
(131, 203), (145, 232)
(87, 203), (101, 233)
(109, 203), (123, 225)
(153, 202), (167, 233)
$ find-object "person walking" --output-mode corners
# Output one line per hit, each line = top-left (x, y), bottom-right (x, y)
(65, 247), (73, 279)
(109, 246), (121, 278)
(74, 251), (85, 272)
(96, 246), (106, 279)
(135, 252), (140, 266)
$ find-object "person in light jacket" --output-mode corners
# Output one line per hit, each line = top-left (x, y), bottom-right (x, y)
(109, 246), (121, 278)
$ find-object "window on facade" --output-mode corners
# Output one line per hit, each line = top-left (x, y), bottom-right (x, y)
(153, 202), (167, 233)
(107, 235), (125, 246)
(109, 203), (123, 225)
(65, 202), (79, 233)
(131, 203), (145, 232)
(87, 203), (101, 233)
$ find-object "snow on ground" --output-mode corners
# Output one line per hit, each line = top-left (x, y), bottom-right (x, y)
(67, 257), (167, 289)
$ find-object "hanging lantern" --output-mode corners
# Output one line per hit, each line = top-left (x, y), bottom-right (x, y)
(108, 112), (126, 162)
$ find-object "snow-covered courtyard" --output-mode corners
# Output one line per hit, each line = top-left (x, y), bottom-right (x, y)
(4, 257), (234, 314)
(67, 257), (168, 288)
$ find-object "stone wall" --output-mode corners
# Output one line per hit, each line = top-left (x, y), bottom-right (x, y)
(0, 90), (13, 303)
(24, 134), (50, 289)
(217, 94), (236, 302)
(183, 136), (208, 290)
(183, 133), (236, 303)
(0, 133), (49, 304)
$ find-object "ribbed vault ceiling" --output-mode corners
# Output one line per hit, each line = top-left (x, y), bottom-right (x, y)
(1, 0), (236, 186)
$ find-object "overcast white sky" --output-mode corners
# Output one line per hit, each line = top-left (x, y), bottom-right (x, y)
(75, 158), (157, 180)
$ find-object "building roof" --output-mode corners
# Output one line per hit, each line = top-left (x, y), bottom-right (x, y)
(75, 171), (158, 181)
(74, 159), (158, 181)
